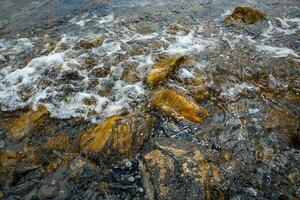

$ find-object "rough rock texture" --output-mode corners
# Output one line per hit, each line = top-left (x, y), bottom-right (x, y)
(80, 113), (154, 161)
(150, 88), (208, 123)
(146, 55), (185, 87)
(264, 108), (299, 146)
(143, 138), (223, 200)
(225, 6), (265, 24)
(3, 105), (49, 141)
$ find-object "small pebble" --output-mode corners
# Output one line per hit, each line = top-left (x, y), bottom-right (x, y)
(0, 140), (4, 149)
(125, 161), (132, 168)
(128, 176), (135, 182)
(135, 175), (141, 179)
(137, 187), (144, 193)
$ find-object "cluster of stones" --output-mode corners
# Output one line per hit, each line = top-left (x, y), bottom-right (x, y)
(1, 6), (299, 200)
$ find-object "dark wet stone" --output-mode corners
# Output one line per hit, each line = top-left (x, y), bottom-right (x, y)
(142, 138), (223, 200)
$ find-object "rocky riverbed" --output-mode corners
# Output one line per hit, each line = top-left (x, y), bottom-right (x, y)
(0, 0), (299, 199)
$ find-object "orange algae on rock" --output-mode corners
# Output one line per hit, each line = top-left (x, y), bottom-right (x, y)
(146, 55), (185, 87)
(150, 88), (208, 123)
(80, 113), (154, 160)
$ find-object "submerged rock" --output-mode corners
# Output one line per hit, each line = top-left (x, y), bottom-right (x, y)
(3, 105), (49, 141)
(225, 6), (265, 24)
(77, 36), (105, 49)
(150, 88), (208, 123)
(80, 113), (154, 161)
(146, 55), (185, 87)
(142, 138), (223, 200)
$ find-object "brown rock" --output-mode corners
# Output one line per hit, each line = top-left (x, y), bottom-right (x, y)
(80, 113), (154, 161)
(225, 6), (265, 25)
(146, 55), (185, 87)
(4, 105), (49, 140)
(143, 138), (224, 200)
(264, 108), (299, 146)
(150, 88), (208, 123)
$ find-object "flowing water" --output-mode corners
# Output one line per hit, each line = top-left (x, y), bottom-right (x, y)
(0, 0), (299, 199)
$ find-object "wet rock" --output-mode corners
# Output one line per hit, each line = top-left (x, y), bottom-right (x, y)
(122, 62), (140, 83)
(146, 55), (185, 87)
(140, 163), (155, 200)
(150, 88), (208, 123)
(77, 36), (105, 49)
(80, 113), (154, 162)
(0, 151), (17, 187)
(43, 133), (70, 152)
(225, 7), (265, 25)
(264, 108), (299, 146)
(37, 185), (57, 199)
(142, 138), (223, 200)
(4, 105), (49, 141)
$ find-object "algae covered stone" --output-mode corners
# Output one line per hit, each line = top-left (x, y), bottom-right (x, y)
(225, 6), (265, 24)
(80, 113), (154, 161)
(150, 88), (208, 123)
(146, 55), (185, 87)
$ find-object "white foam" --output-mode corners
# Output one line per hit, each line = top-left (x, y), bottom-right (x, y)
(256, 45), (299, 58)
(98, 14), (114, 24)
(70, 13), (97, 26)
(166, 31), (215, 55)
(221, 83), (257, 101)
(177, 68), (194, 79)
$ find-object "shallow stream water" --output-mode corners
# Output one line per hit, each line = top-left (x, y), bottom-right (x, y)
(0, 0), (299, 199)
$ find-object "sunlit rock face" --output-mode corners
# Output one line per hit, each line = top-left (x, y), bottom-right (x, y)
(80, 113), (154, 161)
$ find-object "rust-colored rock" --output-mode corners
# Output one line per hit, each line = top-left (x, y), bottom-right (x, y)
(80, 113), (154, 161)
(225, 6), (265, 24)
(146, 55), (185, 87)
(150, 88), (208, 123)
(4, 105), (49, 140)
